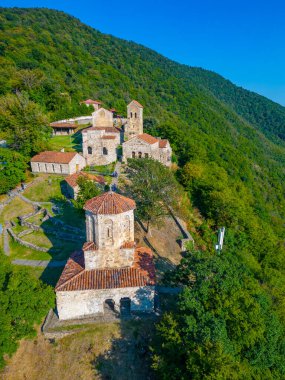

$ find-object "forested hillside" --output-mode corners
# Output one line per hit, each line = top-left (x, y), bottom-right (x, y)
(0, 7), (285, 378)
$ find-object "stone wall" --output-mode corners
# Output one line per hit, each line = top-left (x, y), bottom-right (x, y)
(86, 210), (134, 250)
(122, 138), (159, 162)
(82, 129), (120, 166)
(123, 138), (172, 166)
(92, 108), (114, 128)
(56, 285), (155, 320)
(31, 161), (70, 175)
(52, 116), (92, 125)
(7, 227), (49, 252)
(31, 154), (86, 175)
(84, 209), (135, 269)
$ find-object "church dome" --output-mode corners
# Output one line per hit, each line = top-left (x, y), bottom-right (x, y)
(84, 191), (136, 215)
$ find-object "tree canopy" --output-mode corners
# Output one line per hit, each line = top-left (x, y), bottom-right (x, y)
(126, 158), (181, 232)
(152, 251), (285, 379)
(0, 148), (27, 194)
(74, 175), (102, 209)
(0, 92), (51, 157)
(0, 254), (54, 368)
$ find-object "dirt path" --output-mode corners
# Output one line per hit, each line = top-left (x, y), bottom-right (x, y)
(111, 161), (122, 188)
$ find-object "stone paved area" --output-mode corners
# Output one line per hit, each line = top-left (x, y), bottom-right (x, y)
(111, 161), (122, 188)
(12, 259), (67, 268)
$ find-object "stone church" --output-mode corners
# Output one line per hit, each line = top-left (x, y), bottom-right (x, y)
(55, 191), (156, 320)
(122, 133), (172, 167)
(82, 99), (171, 166)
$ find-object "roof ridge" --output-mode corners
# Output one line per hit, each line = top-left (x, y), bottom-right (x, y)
(55, 265), (85, 291)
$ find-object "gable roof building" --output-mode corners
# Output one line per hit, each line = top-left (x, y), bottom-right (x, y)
(64, 171), (105, 199)
(30, 151), (86, 175)
(122, 133), (172, 166)
(55, 191), (156, 320)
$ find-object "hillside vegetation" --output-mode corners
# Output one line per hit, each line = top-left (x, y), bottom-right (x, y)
(0, 7), (285, 378)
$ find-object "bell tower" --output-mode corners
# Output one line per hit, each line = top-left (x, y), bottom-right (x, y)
(125, 100), (143, 140)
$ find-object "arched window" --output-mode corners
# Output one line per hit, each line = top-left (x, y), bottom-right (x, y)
(132, 151), (136, 158)
(145, 153), (149, 158)
(130, 112), (133, 118)
(88, 146), (92, 155)
(104, 219), (113, 244)
(138, 152), (142, 158)
(124, 215), (131, 239)
(52, 164), (55, 172)
(135, 113), (137, 118)
(103, 147), (108, 155)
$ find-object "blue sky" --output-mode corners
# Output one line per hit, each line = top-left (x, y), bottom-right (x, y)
(2, 0), (285, 105)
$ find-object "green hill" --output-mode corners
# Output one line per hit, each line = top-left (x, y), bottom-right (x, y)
(0, 7), (285, 377)
(1, 7), (283, 225)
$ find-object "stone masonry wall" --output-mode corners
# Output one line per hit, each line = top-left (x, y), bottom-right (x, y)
(125, 102), (143, 140)
(82, 129), (120, 166)
(56, 285), (155, 320)
(31, 154), (86, 175)
(122, 139), (160, 162)
(86, 210), (134, 250)
(84, 209), (135, 269)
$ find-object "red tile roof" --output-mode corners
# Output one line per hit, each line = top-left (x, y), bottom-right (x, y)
(65, 172), (105, 188)
(84, 192), (136, 215)
(82, 99), (102, 105)
(83, 241), (97, 251)
(137, 133), (159, 145)
(121, 241), (136, 249)
(50, 122), (77, 129)
(55, 247), (155, 291)
(31, 151), (77, 164)
(159, 139), (169, 148)
(130, 100), (144, 108)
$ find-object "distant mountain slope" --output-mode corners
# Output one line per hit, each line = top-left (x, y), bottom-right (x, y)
(189, 67), (285, 142)
(0, 7), (284, 232)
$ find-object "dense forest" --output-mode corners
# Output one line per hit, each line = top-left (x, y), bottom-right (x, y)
(0, 7), (285, 378)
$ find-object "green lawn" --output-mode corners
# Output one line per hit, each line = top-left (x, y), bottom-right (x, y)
(9, 231), (83, 261)
(0, 197), (34, 224)
(49, 200), (85, 230)
(23, 175), (64, 202)
(48, 130), (83, 152)
(85, 162), (116, 175)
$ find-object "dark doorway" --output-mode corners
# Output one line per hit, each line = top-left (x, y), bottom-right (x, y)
(120, 297), (131, 317)
(104, 299), (115, 315)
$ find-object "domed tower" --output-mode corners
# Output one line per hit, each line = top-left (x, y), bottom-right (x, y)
(125, 100), (143, 140)
(83, 191), (136, 269)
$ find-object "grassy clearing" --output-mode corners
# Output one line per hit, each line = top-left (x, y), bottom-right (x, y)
(8, 238), (52, 260)
(85, 162), (116, 175)
(50, 201), (85, 230)
(9, 232), (81, 261)
(1, 320), (154, 380)
(11, 230), (82, 260)
(48, 130), (82, 152)
(23, 175), (64, 202)
(0, 197), (34, 224)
